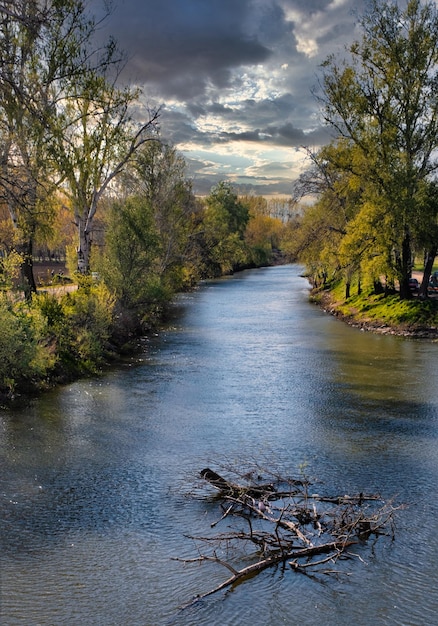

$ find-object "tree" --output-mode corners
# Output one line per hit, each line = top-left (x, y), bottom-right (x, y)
(0, 0), (62, 295)
(127, 142), (200, 289)
(292, 141), (369, 295)
(242, 196), (284, 266)
(98, 195), (161, 309)
(411, 181), (438, 297)
(0, 0), (160, 282)
(49, 75), (160, 275)
(35, 0), (161, 275)
(202, 181), (250, 276)
(319, 0), (438, 299)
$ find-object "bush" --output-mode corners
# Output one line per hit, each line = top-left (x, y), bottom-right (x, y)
(29, 283), (116, 384)
(58, 283), (115, 372)
(0, 294), (54, 399)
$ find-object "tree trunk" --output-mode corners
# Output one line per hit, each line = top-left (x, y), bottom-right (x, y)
(398, 230), (413, 300)
(77, 219), (92, 274)
(419, 246), (437, 298)
(17, 239), (37, 299)
(373, 280), (384, 295)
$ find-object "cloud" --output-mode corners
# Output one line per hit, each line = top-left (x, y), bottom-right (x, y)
(98, 0), (272, 98)
(92, 0), (361, 195)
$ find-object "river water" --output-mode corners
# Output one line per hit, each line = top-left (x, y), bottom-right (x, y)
(1, 264), (438, 626)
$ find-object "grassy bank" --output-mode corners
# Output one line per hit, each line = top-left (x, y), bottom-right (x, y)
(311, 282), (438, 339)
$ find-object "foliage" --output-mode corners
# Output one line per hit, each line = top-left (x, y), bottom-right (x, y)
(0, 0), (160, 283)
(0, 0), (304, 401)
(48, 70), (160, 274)
(58, 282), (115, 371)
(42, 198), (77, 259)
(96, 194), (161, 308)
(316, 0), (438, 299)
(0, 0), (83, 294)
(201, 181), (250, 275)
(0, 293), (54, 399)
(286, 198), (343, 287)
(0, 281), (118, 402)
(207, 181), (249, 236)
(291, 141), (371, 291)
(125, 141), (201, 290)
(0, 251), (23, 290)
(243, 207), (284, 266)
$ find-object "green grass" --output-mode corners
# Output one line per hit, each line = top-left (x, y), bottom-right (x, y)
(339, 293), (437, 330)
(314, 280), (438, 331)
(344, 293), (437, 325)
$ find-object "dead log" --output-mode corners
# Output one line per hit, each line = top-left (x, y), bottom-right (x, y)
(200, 468), (231, 492)
(176, 539), (357, 608)
(224, 493), (314, 546)
(288, 539), (357, 561)
(311, 493), (382, 505)
(176, 552), (288, 609)
(200, 467), (275, 498)
(176, 466), (403, 610)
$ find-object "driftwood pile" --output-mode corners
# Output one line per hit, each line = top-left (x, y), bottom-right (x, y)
(175, 465), (402, 607)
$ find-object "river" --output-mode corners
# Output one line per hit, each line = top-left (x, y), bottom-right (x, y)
(1, 264), (438, 625)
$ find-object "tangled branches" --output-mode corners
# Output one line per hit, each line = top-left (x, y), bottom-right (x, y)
(175, 465), (403, 608)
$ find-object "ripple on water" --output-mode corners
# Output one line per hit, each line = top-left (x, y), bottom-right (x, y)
(2, 266), (438, 625)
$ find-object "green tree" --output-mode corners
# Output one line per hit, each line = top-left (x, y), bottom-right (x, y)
(319, 0), (438, 298)
(202, 181), (250, 276)
(128, 142), (200, 289)
(0, 293), (54, 398)
(98, 195), (161, 309)
(293, 141), (367, 295)
(411, 181), (438, 296)
(49, 72), (160, 275)
(0, 0), (160, 280)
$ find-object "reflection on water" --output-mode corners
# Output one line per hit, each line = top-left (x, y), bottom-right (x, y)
(1, 265), (438, 625)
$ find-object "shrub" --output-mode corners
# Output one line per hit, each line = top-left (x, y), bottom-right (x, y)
(59, 283), (115, 371)
(0, 294), (54, 399)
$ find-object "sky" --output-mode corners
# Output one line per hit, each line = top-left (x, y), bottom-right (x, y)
(93, 0), (366, 196)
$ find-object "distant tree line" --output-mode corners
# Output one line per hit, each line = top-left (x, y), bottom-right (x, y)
(292, 0), (438, 301)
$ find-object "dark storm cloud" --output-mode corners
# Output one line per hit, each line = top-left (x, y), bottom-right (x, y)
(91, 0), (362, 194)
(95, 0), (272, 98)
(216, 122), (305, 145)
(162, 92), (326, 147)
(212, 122), (328, 147)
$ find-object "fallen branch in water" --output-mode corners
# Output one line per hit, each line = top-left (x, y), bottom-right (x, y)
(175, 464), (404, 609)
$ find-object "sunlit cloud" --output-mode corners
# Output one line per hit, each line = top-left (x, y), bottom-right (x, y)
(93, 0), (361, 195)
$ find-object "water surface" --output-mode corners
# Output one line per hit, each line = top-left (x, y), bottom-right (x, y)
(1, 265), (438, 625)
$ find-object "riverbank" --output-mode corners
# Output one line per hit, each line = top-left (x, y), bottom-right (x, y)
(311, 286), (438, 340)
